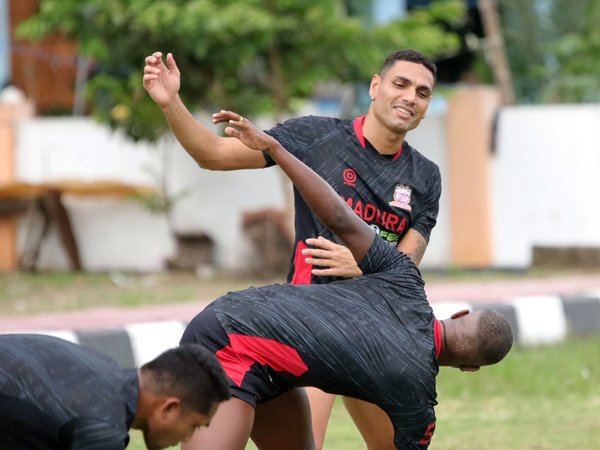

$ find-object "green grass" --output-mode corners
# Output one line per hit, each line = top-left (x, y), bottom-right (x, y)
(125, 335), (600, 449)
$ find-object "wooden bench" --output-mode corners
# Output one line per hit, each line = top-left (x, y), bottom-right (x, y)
(0, 181), (156, 271)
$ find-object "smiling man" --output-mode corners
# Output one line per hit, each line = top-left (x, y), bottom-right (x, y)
(144, 48), (442, 449)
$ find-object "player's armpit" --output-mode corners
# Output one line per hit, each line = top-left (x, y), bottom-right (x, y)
(397, 229), (428, 266)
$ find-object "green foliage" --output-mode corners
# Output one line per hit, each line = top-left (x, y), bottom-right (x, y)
(17, 0), (465, 142)
(500, 0), (600, 103)
(541, 0), (600, 103)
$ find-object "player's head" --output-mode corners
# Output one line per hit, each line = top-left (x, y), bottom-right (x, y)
(134, 344), (231, 449)
(379, 49), (437, 83)
(439, 309), (514, 372)
(369, 49), (436, 135)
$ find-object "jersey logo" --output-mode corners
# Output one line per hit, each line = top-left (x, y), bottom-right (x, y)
(389, 184), (412, 211)
(343, 168), (357, 187)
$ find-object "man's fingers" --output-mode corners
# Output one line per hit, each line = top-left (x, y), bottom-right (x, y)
(305, 237), (337, 250)
(304, 257), (333, 268)
(311, 268), (335, 276)
(302, 248), (331, 259)
(143, 65), (160, 75)
(166, 53), (180, 75)
(145, 52), (162, 65)
(223, 126), (240, 138)
(142, 74), (159, 85)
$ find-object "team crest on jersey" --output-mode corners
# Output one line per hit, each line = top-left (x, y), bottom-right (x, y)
(389, 184), (412, 211)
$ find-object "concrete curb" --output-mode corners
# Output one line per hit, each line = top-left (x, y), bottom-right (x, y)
(3, 293), (600, 368)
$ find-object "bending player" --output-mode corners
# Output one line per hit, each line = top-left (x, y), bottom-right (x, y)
(0, 334), (230, 450)
(179, 112), (514, 450)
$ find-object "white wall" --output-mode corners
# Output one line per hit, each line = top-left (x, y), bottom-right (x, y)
(492, 105), (600, 267)
(165, 135), (286, 270)
(14, 116), (286, 272)
(15, 118), (175, 272)
(13, 104), (600, 272)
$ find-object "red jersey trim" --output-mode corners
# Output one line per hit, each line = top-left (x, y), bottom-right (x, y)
(353, 115), (367, 148)
(215, 334), (309, 387)
(434, 319), (442, 358)
(291, 241), (312, 285)
(352, 115), (404, 159)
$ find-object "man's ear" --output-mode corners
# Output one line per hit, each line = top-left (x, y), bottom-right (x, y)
(450, 309), (470, 320)
(459, 365), (480, 372)
(369, 74), (380, 99)
(159, 397), (182, 418)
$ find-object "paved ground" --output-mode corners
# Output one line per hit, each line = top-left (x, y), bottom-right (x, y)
(2, 273), (599, 368)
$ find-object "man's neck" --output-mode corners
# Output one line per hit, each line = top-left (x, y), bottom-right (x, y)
(362, 112), (406, 155)
(437, 320), (452, 367)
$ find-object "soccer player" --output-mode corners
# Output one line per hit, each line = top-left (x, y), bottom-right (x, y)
(0, 334), (230, 450)
(178, 113), (514, 450)
(143, 48), (441, 448)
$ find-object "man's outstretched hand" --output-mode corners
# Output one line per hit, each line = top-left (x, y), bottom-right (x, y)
(143, 51), (181, 108)
(220, 111), (279, 153)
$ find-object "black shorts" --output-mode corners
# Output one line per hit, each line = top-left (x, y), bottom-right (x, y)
(180, 305), (291, 408)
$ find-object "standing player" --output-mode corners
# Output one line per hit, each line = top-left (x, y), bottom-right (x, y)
(143, 48), (441, 448)
(0, 334), (230, 450)
(178, 113), (513, 450)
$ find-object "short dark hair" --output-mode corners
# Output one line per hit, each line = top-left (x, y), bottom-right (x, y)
(380, 49), (437, 82)
(476, 310), (514, 365)
(141, 344), (231, 413)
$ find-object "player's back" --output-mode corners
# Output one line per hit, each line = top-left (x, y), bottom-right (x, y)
(0, 334), (137, 449)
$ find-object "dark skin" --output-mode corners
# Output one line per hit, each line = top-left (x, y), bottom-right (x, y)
(224, 114), (482, 372)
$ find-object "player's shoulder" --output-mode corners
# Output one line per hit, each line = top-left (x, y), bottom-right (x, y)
(277, 115), (351, 134)
(404, 142), (440, 171)
(403, 142), (441, 185)
(360, 236), (421, 277)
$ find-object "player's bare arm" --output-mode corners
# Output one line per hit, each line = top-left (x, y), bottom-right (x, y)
(143, 51), (266, 171)
(397, 228), (428, 265)
(222, 111), (375, 263)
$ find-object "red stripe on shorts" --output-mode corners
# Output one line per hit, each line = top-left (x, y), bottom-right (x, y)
(216, 334), (309, 387)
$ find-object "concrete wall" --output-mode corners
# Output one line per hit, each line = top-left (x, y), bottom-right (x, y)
(14, 118), (174, 272)
(9, 101), (600, 272)
(13, 116), (286, 272)
(165, 135), (287, 270)
(491, 105), (600, 267)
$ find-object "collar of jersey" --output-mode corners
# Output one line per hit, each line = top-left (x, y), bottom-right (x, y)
(353, 115), (405, 161)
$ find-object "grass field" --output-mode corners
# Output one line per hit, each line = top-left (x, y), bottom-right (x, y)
(125, 334), (600, 450)
(0, 267), (593, 317)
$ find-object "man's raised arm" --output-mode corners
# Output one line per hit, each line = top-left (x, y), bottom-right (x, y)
(143, 51), (266, 171)
(221, 111), (375, 264)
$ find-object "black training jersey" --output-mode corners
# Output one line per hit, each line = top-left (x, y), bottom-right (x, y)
(0, 334), (137, 450)
(184, 236), (440, 449)
(265, 115), (441, 285)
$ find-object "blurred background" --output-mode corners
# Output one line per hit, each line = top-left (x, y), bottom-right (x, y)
(1, 0), (599, 277)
